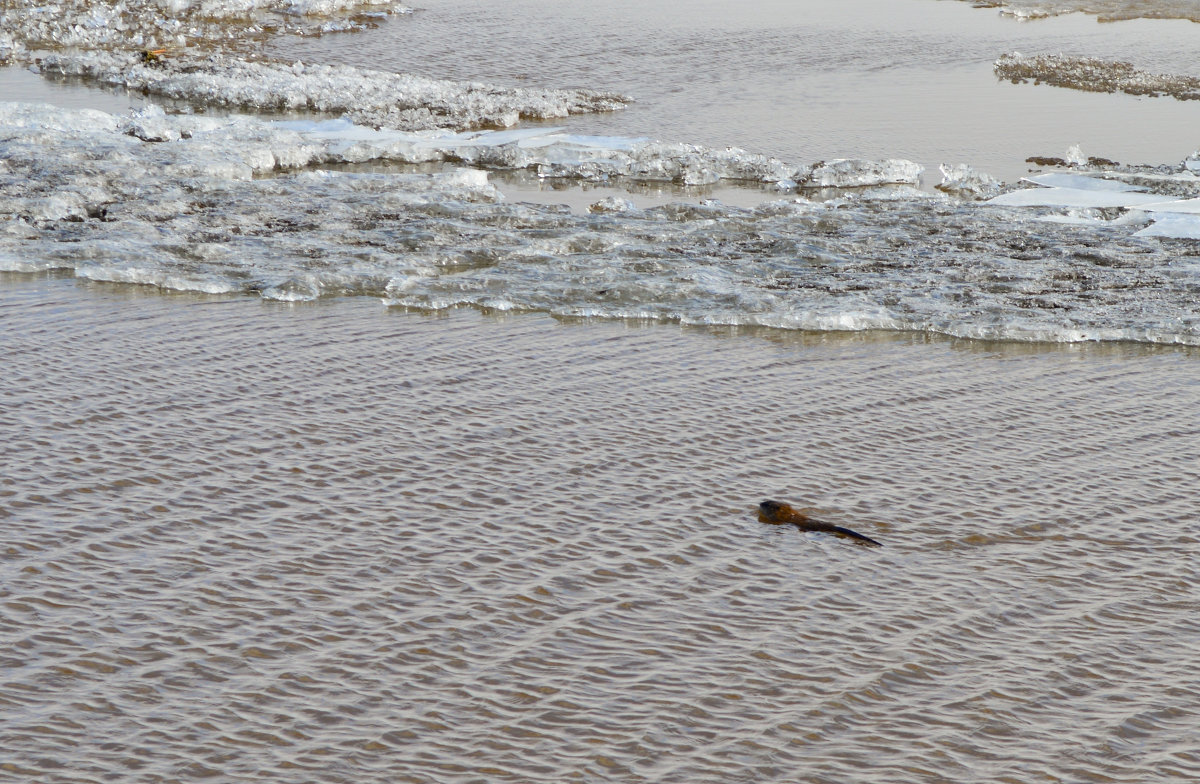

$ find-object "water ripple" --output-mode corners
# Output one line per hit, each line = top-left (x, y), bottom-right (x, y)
(2, 277), (1198, 782)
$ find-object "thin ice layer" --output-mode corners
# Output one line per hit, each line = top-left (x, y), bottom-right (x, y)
(986, 187), (1163, 208)
(1133, 213), (1200, 239)
(1021, 173), (1148, 192)
(984, 169), (1200, 238)
(1136, 197), (1200, 214)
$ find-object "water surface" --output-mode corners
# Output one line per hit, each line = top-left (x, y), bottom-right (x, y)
(3, 274), (1198, 783)
(5, 2), (1200, 781)
(269, 0), (1200, 181)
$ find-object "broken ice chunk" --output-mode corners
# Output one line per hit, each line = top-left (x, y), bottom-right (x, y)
(937, 163), (1002, 199)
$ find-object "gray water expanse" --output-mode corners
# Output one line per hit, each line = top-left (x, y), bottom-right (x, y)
(268, 0), (1200, 183)
(4, 0), (1200, 782)
(3, 274), (1199, 784)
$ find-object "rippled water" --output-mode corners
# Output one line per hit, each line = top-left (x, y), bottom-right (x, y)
(5, 1), (1200, 780)
(3, 274), (1199, 783)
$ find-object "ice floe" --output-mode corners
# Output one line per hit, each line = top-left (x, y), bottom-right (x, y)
(996, 53), (1200, 102)
(266, 119), (928, 190)
(5, 100), (1200, 345)
(0, 0), (412, 52)
(967, 0), (1200, 23)
(38, 51), (630, 132)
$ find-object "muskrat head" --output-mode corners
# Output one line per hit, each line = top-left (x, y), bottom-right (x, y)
(758, 499), (787, 523)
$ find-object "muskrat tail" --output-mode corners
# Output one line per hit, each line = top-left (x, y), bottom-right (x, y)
(832, 526), (883, 547)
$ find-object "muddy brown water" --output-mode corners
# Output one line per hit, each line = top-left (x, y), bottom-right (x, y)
(3, 273), (1198, 783)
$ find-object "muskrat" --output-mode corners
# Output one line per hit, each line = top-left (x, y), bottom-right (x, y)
(758, 500), (882, 547)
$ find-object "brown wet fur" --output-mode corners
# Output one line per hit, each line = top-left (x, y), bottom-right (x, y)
(758, 500), (882, 547)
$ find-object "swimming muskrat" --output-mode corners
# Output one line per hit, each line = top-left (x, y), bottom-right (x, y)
(758, 500), (882, 547)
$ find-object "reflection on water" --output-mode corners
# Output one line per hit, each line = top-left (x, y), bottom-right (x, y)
(3, 274), (1198, 783)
